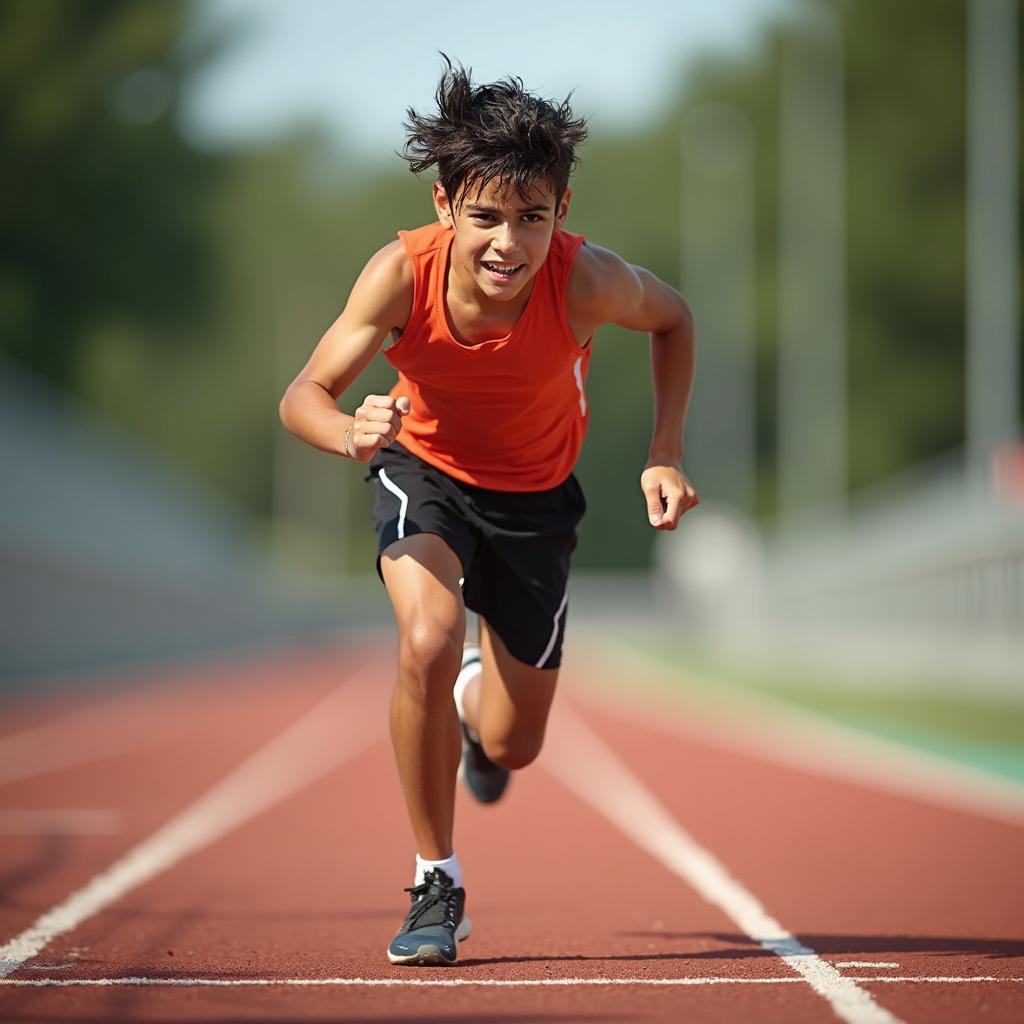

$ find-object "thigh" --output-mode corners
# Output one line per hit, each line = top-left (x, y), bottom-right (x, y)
(477, 615), (559, 742)
(380, 533), (466, 653)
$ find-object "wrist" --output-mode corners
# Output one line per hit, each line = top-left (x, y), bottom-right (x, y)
(646, 448), (684, 467)
(343, 423), (356, 459)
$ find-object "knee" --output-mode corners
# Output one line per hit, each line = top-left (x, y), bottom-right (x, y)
(398, 620), (462, 697)
(482, 733), (544, 771)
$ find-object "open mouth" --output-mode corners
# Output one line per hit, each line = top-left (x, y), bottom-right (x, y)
(481, 261), (524, 281)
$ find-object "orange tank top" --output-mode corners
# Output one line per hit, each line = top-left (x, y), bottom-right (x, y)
(386, 222), (592, 492)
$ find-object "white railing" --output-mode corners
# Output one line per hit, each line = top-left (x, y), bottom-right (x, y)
(657, 448), (1024, 690)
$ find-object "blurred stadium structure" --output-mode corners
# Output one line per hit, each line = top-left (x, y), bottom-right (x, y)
(0, 359), (353, 685)
(657, 454), (1024, 696)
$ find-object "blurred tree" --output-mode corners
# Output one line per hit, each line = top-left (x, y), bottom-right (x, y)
(842, 0), (970, 485)
(569, 127), (688, 568)
(679, 0), (1022, 501)
(0, 0), (219, 387)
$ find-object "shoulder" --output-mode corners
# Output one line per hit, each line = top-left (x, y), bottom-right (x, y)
(361, 238), (413, 290)
(566, 241), (644, 324)
(351, 238), (414, 326)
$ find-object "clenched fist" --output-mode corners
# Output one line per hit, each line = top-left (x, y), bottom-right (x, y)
(640, 462), (699, 530)
(344, 395), (411, 462)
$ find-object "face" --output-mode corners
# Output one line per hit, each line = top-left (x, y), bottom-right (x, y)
(433, 177), (571, 304)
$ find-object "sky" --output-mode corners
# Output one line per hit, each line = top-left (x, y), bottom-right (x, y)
(179, 0), (791, 160)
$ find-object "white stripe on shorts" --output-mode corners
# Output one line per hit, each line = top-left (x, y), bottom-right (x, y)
(377, 468), (409, 540)
(535, 588), (569, 668)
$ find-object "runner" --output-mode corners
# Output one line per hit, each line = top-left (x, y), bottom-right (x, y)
(278, 56), (700, 966)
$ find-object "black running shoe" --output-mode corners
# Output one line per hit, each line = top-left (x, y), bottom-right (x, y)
(387, 868), (471, 966)
(456, 647), (511, 805)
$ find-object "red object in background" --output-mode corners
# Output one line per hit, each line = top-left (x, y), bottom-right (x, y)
(991, 441), (1024, 504)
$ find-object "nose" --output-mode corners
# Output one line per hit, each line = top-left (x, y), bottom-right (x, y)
(492, 221), (519, 256)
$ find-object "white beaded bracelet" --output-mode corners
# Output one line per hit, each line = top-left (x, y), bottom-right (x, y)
(343, 425), (356, 459)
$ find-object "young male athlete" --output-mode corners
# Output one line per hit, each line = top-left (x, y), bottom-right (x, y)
(279, 60), (699, 967)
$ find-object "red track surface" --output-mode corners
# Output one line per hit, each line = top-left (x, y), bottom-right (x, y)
(0, 634), (1021, 1023)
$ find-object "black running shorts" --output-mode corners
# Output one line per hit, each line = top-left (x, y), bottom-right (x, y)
(366, 442), (586, 669)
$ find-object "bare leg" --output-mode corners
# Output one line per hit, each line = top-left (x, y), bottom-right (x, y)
(461, 617), (559, 770)
(380, 534), (466, 860)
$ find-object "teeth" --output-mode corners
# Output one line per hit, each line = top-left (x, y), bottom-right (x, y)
(484, 262), (521, 277)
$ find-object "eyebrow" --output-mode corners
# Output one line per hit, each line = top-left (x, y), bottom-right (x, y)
(464, 202), (552, 214)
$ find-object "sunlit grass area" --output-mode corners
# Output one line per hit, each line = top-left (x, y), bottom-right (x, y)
(585, 627), (1024, 783)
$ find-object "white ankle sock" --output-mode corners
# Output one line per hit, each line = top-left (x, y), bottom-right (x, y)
(452, 646), (482, 742)
(415, 852), (462, 888)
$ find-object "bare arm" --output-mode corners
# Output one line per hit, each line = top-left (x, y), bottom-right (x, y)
(570, 245), (699, 530)
(278, 240), (413, 462)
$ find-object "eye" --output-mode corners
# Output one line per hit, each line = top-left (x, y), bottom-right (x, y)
(522, 214), (543, 223)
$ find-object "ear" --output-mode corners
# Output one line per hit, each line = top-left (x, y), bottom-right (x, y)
(433, 181), (454, 229)
(555, 186), (572, 226)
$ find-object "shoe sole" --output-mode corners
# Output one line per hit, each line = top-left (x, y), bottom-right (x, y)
(387, 917), (472, 966)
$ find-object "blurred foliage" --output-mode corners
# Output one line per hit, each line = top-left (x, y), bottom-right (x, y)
(842, 0), (972, 485)
(674, 0), (1020, 508)
(0, 0), (219, 387)
(2, 0), (1020, 571)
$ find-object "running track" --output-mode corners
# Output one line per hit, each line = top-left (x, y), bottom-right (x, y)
(0, 632), (1021, 1023)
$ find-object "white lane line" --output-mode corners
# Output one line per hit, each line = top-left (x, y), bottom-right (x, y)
(837, 962), (901, 969)
(0, 662), (387, 979)
(1, 976), (1021, 988)
(0, 810), (120, 835)
(542, 704), (904, 1024)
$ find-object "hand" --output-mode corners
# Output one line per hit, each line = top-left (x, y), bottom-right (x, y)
(346, 395), (411, 462)
(640, 462), (699, 530)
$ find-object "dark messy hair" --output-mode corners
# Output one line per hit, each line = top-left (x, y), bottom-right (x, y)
(402, 56), (589, 208)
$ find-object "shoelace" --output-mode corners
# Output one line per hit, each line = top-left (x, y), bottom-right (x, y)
(402, 877), (459, 930)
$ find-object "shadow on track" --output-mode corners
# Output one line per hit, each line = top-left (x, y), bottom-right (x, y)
(457, 952), (710, 966)
(619, 931), (1024, 961)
